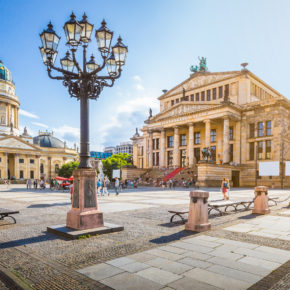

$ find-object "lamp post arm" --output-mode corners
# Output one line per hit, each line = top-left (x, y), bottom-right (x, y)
(71, 49), (82, 74)
(89, 55), (107, 76)
(47, 68), (65, 80)
(97, 68), (122, 80)
(49, 63), (79, 77)
(101, 78), (115, 88)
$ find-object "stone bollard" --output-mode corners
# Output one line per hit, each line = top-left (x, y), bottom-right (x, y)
(252, 186), (270, 215)
(185, 191), (211, 232)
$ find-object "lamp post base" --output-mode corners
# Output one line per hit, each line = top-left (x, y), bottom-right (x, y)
(66, 168), (104, 230)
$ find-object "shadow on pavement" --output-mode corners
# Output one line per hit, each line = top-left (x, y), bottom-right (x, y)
(149, 230), (196, 244)
(238, 213), (258, 220)
(27, 202), (71, 208)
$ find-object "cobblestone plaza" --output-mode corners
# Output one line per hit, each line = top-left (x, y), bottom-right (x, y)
(0, 185), (289, 289)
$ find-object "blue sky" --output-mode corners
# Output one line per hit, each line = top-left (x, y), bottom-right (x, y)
(1, 0), (290, 150)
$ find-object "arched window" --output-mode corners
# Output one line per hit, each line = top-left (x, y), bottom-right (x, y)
(40, 163), (44, 174)
(55, 164), (59, 173)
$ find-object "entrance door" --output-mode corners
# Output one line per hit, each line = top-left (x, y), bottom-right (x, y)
(232, 171), (240, 187)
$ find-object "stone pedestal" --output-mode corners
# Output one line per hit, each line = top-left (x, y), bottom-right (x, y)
(252, 186), (270, 215)
(66, 168), (104, 230)
(185, 191), (211, 232)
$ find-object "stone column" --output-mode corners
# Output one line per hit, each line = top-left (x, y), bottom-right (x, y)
(173, 126), (180, 168)
(223, 117), (230, 164)
(26, 155), (30, 179)
(148, 131), (153, 168)
(159, 129), (166, 168)
(188, 123), (194, 167)
(14, 154), (19, 179)
(35, 156), (40, 179)
(4, 153), (8, 179)
(204, 120), (211, 148)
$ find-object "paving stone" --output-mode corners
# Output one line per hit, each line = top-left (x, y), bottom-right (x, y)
(106, 257), (135, 267)
(136, 267), (181, 285)
(100, 272), (162, 290)
(238, 256), (281, 270)
(182, 237), (222, 249)
(181, 250), (213, 261)
(172, 241), (213, 253)
(178, 257), (213, 269)
(207, 264), (262, 283)
(184, 268), (251, 290)
(208, 248), (244, 261)
(168, 276), (222, 290)
(215, 238), (258, 249)
(117, 261), (150, 273)
(77, 263), (124, 281)
(144, 257), (192, 274)
(144, 249), (183, 261)
(193, 235), (220, 242)
(160, 287), (174, 290)
(255, 245), (290, 258)
(159, 245), (187, 254)
(127, 252), (156, 263)
(233, 247), (289, 264)
(207, 256), (271, 276)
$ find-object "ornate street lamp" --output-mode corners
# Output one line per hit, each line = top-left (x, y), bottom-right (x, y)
(40, 13), (127, 231)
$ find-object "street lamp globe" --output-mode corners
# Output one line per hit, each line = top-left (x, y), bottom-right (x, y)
(79, 13), (94, 43)
(95, 20), (113, 54)
(112, 36), (128, 66)
(86, 55), (99, 72)
(60, 51), (75, 72)
(106, 53), (118, 76)
(40, 22), (60, 53)
(39, 47), (57, 66)
(63, 12), (83, 46)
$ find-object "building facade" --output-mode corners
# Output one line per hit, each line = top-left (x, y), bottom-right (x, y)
(104, 142), (133, 155)
(0, 60), (77, 180)
(132, 63), (290, 187)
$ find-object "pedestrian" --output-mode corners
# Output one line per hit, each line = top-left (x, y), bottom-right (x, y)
(114, 178), (119, 195)
(33, 179), (37, 190)
(172, 179), (176, 190)
(50, 179), (54, 191)
(221, 177), (229, 200)
(169, 179), (173, 189)
(103, 177), (109, 196)
(28, 179), (32, 189)
(26, 179), (29, 189)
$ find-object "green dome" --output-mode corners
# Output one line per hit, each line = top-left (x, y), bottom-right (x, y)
(0, 60), (13, 83)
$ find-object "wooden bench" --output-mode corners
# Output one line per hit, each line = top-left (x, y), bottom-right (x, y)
(0, 208), (20, 224)
(168, 196), (280, 223)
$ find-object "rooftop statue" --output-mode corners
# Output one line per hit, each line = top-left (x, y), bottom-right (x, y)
(190, 57), (208, 73)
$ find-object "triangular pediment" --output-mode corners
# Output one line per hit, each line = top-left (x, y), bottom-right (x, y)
(159, 71), (242, 100)
(0, 136), (39, 150)
(149, 103), (220, 122)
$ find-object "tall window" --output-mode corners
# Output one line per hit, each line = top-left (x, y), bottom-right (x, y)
(152, 139), (155, 150)
(266, 140), (271, 159)
(194, 132), (200, 144)
(230, 144), (233, 162)
(258, 141), (263, 159)
(30, 159), (34, 164)
(156, 138), (159, 149)
(258, 122), (264, 137)
(171, 100), (174, 106)
(201, 91), (205, 101)
(153, 153), (155, 166)
(194, 148), (200, 162)
(219, 86), (223, 98)
(249, 123), (255, 138)
(229, 126), (234, 140)
(176, 98), (179, 103)
(40, 163), (44, 174)
(180, 134), (186, 146)
(207, 90), (211, 101)
(180, 149), (186, 166)
(20, 170), (24, 179)
(55, 164), (59, 173)
(19, 159), (24, 163)
(210, 146), (216, 161)
(167, 151), (173, 166)
(225, 84), (229, 97)
(190, 94), (194, 101)
(156, 152), (159, 166)
(249, 142), (255, 160)
(266, 121), (272, 136)
(210, 129), (216, 142)
(195, 92), (200, 101)
(30, 170), (34, 179)
(167, 136), (173, 148)
(213, 88), (217, 100)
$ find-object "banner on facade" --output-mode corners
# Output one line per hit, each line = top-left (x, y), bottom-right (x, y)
(112, 169), (121, 179)
(259, 161), (280, 176)
(285, 161), (290, 176)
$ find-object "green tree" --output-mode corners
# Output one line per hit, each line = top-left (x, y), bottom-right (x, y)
(58, 161), (79, 178)
(102, 153), (132, 179)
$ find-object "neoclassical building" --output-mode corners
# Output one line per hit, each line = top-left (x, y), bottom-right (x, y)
(0, 60), (77, 180)
(132, 61), (290, 187)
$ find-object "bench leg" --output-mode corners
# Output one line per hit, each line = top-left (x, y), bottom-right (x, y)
(170, 213), (186, 224)
(1, 214), (16, 224)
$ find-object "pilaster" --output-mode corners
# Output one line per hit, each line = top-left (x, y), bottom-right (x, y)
(223, 117), (230, 163)
(204, 120), (211, 148)
(188, 123), (194, 167)
(173, 126), (180, 167)
(160, 129), (166, 168)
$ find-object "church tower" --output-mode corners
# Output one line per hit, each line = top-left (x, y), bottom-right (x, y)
(0, 60), (20, 135)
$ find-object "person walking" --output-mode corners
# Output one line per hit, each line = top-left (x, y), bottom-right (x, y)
(221, 177), (229, 200)
(114, 178), (120, 195)
(26, 179), (29, 190)
(103, 177), (109, 196)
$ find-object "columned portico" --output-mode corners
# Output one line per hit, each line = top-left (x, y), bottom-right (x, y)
(223, 117), (230, 163)
(188, 123), (194, 167)
(204, 120), (211, 147)
(148, 131), (153, 168)
(173, 126), (180, 167)
(160, 129), (166, 168)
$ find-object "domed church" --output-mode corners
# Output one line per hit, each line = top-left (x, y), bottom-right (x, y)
(0, 60), (78, 180)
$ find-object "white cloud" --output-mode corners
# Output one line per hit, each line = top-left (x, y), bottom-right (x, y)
(53, 125), (80, 141)
(32, 122), (48, 128)
(132, 75), (142, 82)
(19, 109), (39, 119)
(135, 83), (145, 91)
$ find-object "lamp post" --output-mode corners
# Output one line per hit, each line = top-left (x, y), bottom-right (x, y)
(39, 13), (127, 230)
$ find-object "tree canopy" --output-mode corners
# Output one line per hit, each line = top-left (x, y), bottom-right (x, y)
(58, 161), (79, 178)
(102, 153), (132, 179)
